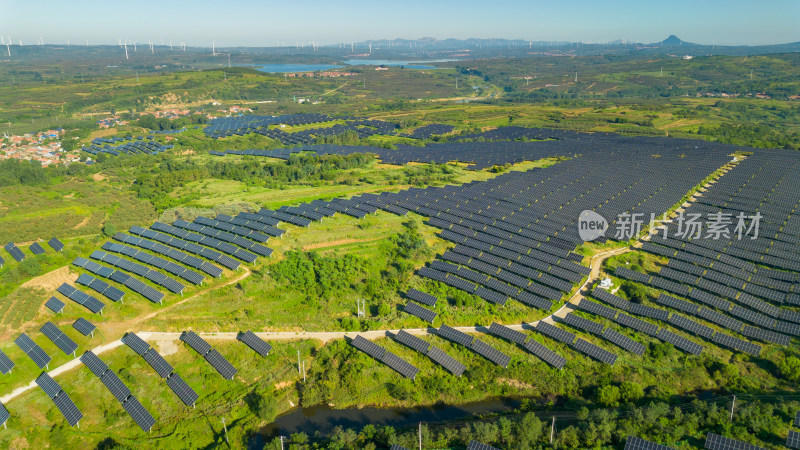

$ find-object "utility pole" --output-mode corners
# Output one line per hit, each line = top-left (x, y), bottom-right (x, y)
(550, 416), (555, 444)
(302, 361), (306, 382)
(297, 349), (301, 376)
(419, 422), (422, 450)
(730, 395), (736, 420)
(279, 436), (285, 450)
(221, 418), (229, 443)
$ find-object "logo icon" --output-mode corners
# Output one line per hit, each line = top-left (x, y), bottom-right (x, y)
(578, 210), (608, 242)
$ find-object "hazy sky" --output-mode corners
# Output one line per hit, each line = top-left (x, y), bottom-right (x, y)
(1, 0), (798, 47)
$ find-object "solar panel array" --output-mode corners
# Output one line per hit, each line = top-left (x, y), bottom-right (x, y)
(35, 373), (82, 427)
(350, 335), (419, 379)
(81, 135), (173, 157)
(76, 273), (126, 302)
(625, 436), (674, 450)
(466, 440), (500, 450)
(572, 338), (617, 365)
(787, 430), (800, 449)
(114, 232), (224, 278)
(92, 248), (186, 294)
(704, 433), (765, 450)
(237, 331), (272, 357)
(123, 333), (199, 406)
(180, 331), (238, 380)
(29, 242), (46, 255)
(45, 296), (65, 314)
(72, 318), (96, 337)
(40, 322), (78, 355)
(101, 241), (204, 285)
(56, 282), (105, 313)
(0, 349), (14, 374)
(48, 237), (65, 252)
(150, 221), (254, 265)
(403, 301), (437, 323)
(0, 402), (8, 426)
(406, 288), (437, 306)
(4, 242), (25, 262)
(15, 333), (51, 369)
(128, 225), (238, 272)
(74, 256), (164, 304)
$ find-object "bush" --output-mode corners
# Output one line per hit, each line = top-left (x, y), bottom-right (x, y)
(596, 384), (621, 407)
(102, 223), (118, 237)
(619, 381), (644, 403)
(779, 356), (800, 382)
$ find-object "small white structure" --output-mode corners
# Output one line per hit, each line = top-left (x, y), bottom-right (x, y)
(598, 278), (613, 290)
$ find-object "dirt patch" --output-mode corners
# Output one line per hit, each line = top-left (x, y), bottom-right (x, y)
(20, 266), (77, 292)
(72, 215), (90, 230)
(274, 381), (293, 390)
(178, 149), (196, 156)
(497, 378), (534, 389)
(155, 340), (179, 356)
(303, 238), (375, 251)
(92, 173), (108, 182)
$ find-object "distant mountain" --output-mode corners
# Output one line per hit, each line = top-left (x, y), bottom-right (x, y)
(659, 35), (688, 46)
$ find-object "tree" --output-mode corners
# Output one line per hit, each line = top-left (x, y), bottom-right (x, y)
(377, 301), (391, 316)
(619, 381), (644, 403)
(516, 413), (543, 447)
(779, 356), (800, 382)
(621, 281), (649, 303)
(596, 384), (621, 407)
(102, 223), (118, 237)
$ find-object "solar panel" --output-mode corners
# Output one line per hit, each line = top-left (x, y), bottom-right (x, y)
(563, 313), (605, 335)
(122, 332), (151, 356)
(522, 338), (567, 369)
(15, 333), (51, 369)
(787, 430), (800, 450)
(534, 321), (576, 344)
(100, 370), (132, 403)
(351, 335), (386, 359)
(615, 313), (660, 336)
(470, 339), (511, 368)
(166, 373), (199, 406)
(425, 345), (465, 376)
(204, 349), (238, 380)
(0, 401), (8, 426)
(436, 325), (474, 347)
(122, 396), (156, 432)
(4, 242), (25, 262)
(237, 331), (272, 357)
(144, 349), (174, 379)
(0, 349), (14, 374)
(45, 296), (65, 313)
(40, 322), (78, 355)
(79, 351), (109, 377)
(573, 338), (617, 365)
(656, 329), (703, 355)
(393, 330), (431, 354)
(35, 372), (62, 399)
(704, 433), (765, 450)
(795, 411), (800, 428)
(406, 288), (437, 306)
(578, 299), (618, 320)
(72, 318), (96, 336)
(466, 440), (500, 450)
(380, 351), (419, 379)
(48, 237), (65, 252)
(488, 322), (527, 345)
(29, 242), (46, 255)
(624, 436), (674, 449)
(389, 445), (411, 450)
(667, 314), (715, 339)
(180, 331), (212, 356)
(403, 301), (437, 323)
(602, 328), (646, 355)
(52, 391), (83, 427)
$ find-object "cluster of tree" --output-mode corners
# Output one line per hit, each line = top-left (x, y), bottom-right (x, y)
(131, 153), (374, 209)
(259, 398), (798, 449)
(269, 250), (368, 300)
(696, 123), (800, 150)
(0, 158), (91, 187)
(135, 113), (207, 131)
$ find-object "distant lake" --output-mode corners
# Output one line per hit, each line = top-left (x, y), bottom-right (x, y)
(254, 64), (343, 73)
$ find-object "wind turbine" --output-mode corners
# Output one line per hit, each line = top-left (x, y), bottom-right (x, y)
(169, 40), (173, 51)
(124, 42), (129, 60)
(181, 42), (185, 52)
(212, 41), (216, 55)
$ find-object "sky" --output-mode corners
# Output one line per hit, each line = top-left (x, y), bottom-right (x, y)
(1, 0), (798, 47)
